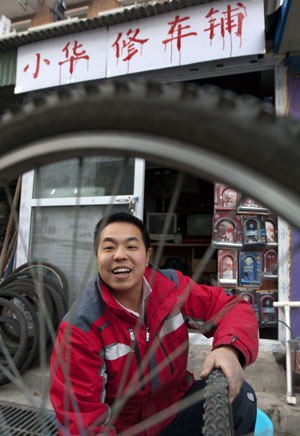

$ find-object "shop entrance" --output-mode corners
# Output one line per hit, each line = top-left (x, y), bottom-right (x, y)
(143, 160), (279, 341)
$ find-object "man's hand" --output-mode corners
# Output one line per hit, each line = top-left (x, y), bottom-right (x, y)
(199, 346), (245, 404)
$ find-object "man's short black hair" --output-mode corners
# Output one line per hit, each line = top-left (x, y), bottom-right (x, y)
(94, 212), (151, 255)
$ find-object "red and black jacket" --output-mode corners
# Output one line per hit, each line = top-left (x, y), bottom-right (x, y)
(50, 266), (258, 436)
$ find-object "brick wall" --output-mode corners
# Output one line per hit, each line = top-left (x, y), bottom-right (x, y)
(29, 2), (53, 28)
(87, 0), (120, 18)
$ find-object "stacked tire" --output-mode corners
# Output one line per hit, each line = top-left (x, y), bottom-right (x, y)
(0, 262), (68, 385)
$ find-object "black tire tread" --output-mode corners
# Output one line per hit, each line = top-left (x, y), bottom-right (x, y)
(0, 81), (300, 225)
(203, 369), (233, 436)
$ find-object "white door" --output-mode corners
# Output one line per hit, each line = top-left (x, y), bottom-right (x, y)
(17, 157), (145, 302)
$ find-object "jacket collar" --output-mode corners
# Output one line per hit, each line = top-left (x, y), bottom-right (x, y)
(96, 265), (179, 311)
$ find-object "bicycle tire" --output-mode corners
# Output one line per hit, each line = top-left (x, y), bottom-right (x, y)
(0, 278), (53, 344)
(0, 288), (37, 341)
(9, 270), (68, 314)
(13, 262), (69, 301)
(0, 290), (40, 373)
(41, 282), (66, 331)
(0, 81), (300, 228)
(0, 276), (55, 321)
(0, 297), (28, 385)
(203, 369), (234, 436)
(6, 271), (67, 328)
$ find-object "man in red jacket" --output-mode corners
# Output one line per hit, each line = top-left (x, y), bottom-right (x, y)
(50, 212), (258, 436)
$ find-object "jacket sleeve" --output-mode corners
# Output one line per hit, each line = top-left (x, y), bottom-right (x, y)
(178, 272), (258, 366)
(50, 321), (116, 436)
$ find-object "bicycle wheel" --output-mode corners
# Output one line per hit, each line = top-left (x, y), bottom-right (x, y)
(0, 80), (296, 435)
(203, 369), (234, 436)
(0, 81), (299, 229)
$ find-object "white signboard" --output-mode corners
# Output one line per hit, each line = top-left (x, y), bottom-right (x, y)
(15, 0), (265, 94)
(15, 28), (107, 93)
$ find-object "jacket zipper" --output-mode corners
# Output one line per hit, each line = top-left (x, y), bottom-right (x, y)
(155, 333), (174, 374)
(146, 327), (150, 343)
(128, 327), (145, 391)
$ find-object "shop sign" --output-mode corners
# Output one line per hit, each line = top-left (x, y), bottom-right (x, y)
(15, 0), (265, 94)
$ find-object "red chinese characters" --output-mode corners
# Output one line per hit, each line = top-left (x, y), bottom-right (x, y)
(23, 53), (50, 79)
(23, 40), (90, 83)
(204, 2), (247, 55)
(112, 28), (149, 72)
(20, 2), (254, 87)
(59, 40), (90, 76)
(162, 15), (197, 63)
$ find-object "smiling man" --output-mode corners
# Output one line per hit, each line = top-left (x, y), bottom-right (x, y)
(50, 212), (258, 436)
(96, 219), (151, 315)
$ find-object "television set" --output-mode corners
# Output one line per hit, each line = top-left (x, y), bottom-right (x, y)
(146, 213), (177, 241)
(186, 214), (213, 238)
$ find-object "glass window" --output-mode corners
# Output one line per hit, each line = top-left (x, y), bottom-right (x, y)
(29, 204), (128, 302)
(33, 157), (135, 198)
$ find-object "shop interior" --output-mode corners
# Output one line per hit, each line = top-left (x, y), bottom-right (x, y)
(142, 67), (278, 341)
(144, 162), (278, 341)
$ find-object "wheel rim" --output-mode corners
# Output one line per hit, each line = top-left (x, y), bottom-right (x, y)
(0, 132), (298, 229)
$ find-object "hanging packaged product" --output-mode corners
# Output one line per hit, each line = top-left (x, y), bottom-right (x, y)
(212, 213), (242, 248)
(237, 194), (269, 215)
(238, 251), (262, 287)
(256, 290), (278, 327)
(234, 288), (260, 324)
(265, 215), (278, 247)
(262, 248), (278, 279)
(214, 183), (238, 212)
(217, 249), (238, 286)
(242, 215), (267, 250)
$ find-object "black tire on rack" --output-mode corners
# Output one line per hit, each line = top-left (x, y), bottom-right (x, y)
(0, 290), (40, 373)
(42, 282), (66, 331)
(43, 276), (68, 313)
(13, 262), (69, 302)
(1, 82), (300, 228)
(203, 369), (234, 436)
(0, 288), (37, 345)
(0, 278), (53, 345)
(0, 275), (55, 322)
(8, 269), (68, 313)
(0, 297), (28, 385)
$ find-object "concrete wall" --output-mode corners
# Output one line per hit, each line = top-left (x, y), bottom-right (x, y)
(287, 72), (300, 338)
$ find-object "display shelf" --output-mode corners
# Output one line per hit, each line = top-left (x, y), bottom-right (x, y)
(150, 241), (216, 275)
(150, 242), (211, 247)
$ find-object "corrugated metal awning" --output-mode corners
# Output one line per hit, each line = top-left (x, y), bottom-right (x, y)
(0, 0), (280, 52)
(0, 0), (216, 51)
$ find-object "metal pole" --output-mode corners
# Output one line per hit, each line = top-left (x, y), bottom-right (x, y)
(273, 301), (300, 404)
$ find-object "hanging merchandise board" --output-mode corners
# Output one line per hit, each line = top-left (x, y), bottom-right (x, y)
(15, 0), (265, 93)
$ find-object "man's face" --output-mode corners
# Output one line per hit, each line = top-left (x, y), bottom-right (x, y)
(97, 222), (151, 296)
